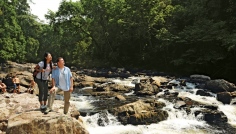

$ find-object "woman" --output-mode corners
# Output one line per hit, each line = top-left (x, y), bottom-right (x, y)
(34, 52), (53, 110)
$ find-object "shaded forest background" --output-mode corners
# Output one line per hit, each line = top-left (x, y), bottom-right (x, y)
(0, 0), (235, 83)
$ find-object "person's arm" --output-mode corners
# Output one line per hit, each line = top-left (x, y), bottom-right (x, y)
(35, 63), (44, 72)
(12, 78), (16, 83)
(2, 83), (7, 88)
(69, 77), (73, 92)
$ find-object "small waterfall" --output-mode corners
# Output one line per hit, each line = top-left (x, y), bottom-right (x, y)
(75, 95), (222, 134)
(111, 78), (135, 87)
(218, 104), (236, 127)
(71, 78), (236, 134)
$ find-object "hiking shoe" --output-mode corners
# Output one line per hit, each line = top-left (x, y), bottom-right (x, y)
(40, 105), (47, 110)
(40, 105), (44, 110)
(43, 105), (47, 109)
(44, 108), (52, 114)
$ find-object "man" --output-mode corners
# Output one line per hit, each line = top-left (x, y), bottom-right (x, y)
(12, 75), (20, 93)
(44, 57), (73, 114)
(0, 80), (7, 93)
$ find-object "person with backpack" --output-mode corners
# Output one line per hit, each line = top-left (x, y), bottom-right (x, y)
(34, 52), (53, 111)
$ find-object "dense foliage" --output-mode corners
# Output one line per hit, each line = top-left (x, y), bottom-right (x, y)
(0, 0), (235, 82)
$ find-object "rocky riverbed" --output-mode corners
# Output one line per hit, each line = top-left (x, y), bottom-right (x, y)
(0, 61), (236, 134)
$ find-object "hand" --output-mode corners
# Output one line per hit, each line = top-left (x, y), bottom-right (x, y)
(50, 87), (55, 93)
(41, 69), (45, 72)
(69, 87), (73, 92)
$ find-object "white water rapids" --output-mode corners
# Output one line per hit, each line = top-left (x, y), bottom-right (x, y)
(67, 77), (236, 134)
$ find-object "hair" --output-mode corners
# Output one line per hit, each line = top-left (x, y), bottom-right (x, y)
(56, 57), (63, 63)
(43, 52), (53, 69)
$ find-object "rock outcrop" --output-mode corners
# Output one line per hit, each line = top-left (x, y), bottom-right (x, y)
(0, 93), (88, 134)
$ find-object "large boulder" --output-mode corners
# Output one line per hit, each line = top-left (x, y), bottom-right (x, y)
(109, 100), (168, 125)
(0, 93), (88, 134)
(127, 110), (168, 125)
(196, 109), (228, 123)
(205, 79), (236, 93)
(150, 76), (168, 87)
(190, 74), (211, 83)
(217, 92), (232, 104)
(6, 111), (88, 134)
(134, 83), (160, 96)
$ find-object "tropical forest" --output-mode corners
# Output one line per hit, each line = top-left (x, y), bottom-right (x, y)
(0, 0), (236, 83)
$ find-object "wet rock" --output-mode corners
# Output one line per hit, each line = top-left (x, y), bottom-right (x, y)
(203, 111), (227, 123)
(190, 74), (211, 83)
(115, 95), (126, 101)
(109, 100), (168, 125)
(217, 92), (232, 104)
(143, 99), (166, 108)
(180, 97), (200, 106)
(195, 84), (205, 89)
(77, 81), (94, 88)
(110, 84), (132, 93)
(167, 79), (180, 87)
(93, 83), (109, 92)
(196, 90), (212, 97)
(205, 79), (236, 93)
(230, 91), (236, 97)
(134, 83), (160, 96)
(90, 91), (119, 98)
(174, 101), (186, 109)
(127, 110), (168, 125)
(150, 76), (168, 87)
(194, 109), (227, 123)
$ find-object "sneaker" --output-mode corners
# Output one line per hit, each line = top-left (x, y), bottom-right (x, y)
(40, 105), (44, 110)
(43, 105), (47, 109)
(44, 108), (52, 114)
(40, 105), (47, 110)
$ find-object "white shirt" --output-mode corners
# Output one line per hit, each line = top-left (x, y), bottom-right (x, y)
(36, 61), (51, 80)
(58, 67), (67, 90)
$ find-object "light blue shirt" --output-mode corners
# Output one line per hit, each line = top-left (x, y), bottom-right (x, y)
(52, 66), (72, 91)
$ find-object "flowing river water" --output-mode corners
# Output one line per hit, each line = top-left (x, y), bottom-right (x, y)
(68, 78), (236, 134)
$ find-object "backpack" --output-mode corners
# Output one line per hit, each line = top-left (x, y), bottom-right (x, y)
(32, 69), (39, 81)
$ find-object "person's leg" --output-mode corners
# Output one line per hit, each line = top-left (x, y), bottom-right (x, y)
(17, 84), (20, 90)
(13, 83), (17, 93)
(63, 91), (71, 114)
(42, 80), (49, 106)
(14, 84), (16, 90)
(35, 79), (44, 106)
(47, 87), (61, 110)
(17, 83), (20, 93)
